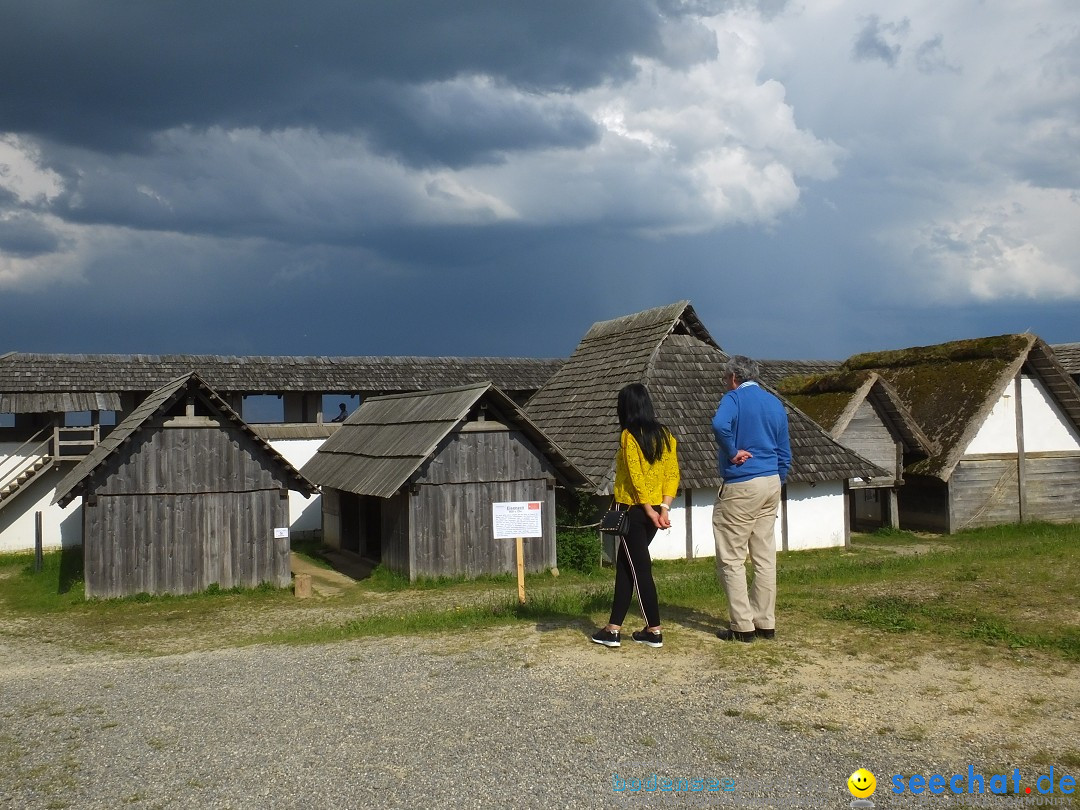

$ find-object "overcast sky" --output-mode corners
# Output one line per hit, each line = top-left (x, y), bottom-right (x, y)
(1, 0), (1077, 362)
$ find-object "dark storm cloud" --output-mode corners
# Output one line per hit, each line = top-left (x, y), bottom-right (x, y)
(852, 15), (909, 67)
(0, 212), (61, 257)
(359, 82), (600, 168)
(0, 0), (672, 161)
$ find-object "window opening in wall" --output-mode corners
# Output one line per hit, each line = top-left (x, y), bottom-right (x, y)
(241, 395), (284, 424)
(322, 394), (361, 423)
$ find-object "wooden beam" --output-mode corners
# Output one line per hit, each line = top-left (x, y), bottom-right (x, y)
(1015, 374), (1027, 523)
(684, 489), (693, 559)
(842, 480), (851, 549)
(781, 483), (789, 552)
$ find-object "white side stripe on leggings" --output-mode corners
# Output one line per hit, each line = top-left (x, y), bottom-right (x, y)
(618, 536), (649, 624)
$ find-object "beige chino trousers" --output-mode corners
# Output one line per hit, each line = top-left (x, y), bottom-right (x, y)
(712, 475), (781, 633)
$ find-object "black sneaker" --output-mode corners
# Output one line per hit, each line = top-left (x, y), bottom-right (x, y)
(591, 628), (621, 647)
(754, 627), (775, 640)
(632, 629), (663, 648)
(716, 627), (755, 643)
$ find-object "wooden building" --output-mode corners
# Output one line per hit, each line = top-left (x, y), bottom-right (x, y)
(0, 352), (561, 552)
(525, 302), (886, 556)
(771, 370), (937, 531)
(52, 373), (316, 598)
(836, 335), (1080, 533)
(300, 382), (589, 581)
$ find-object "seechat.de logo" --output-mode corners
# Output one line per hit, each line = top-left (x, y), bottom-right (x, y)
(848, 768), (877, 808)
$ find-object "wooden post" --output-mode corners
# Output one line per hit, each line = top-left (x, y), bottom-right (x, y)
(34, 511), (43, 573)
(515, 537), (525, 604)
(684, 489), (693, 559)
(294, 572), (312, 598)
(1015, 374), (1027, 523)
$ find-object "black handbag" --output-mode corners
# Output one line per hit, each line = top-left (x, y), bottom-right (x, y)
(599, 502), (629, 536)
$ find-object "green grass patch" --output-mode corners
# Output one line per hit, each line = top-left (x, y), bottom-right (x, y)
(2, 521), (1078, 662)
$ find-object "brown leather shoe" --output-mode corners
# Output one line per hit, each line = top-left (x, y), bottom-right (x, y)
(716, 627), (755, 643)
(754, 628), (776, 640)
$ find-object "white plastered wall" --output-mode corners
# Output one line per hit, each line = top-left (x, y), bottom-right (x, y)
(649, 481), (847, 559)
(265, 438), (324, 534)
(964, 381), (1019, 455)
(0, 457), (82, 553)
(964, 374), (1080, 456)
(783, 481), (846, 550)
(1020, 375), (1080, 452)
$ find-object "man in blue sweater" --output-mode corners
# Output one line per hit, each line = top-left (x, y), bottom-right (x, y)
(711, 355), (791, 642)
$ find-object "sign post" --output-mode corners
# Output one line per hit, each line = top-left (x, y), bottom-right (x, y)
(492, 501), (544, 604)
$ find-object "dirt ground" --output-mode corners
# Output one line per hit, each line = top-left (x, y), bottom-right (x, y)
(2, 555), (1077, 771)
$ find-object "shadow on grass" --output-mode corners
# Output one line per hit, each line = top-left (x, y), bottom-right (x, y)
(58, 546), (83, 594)
(663, 604), (725, 636)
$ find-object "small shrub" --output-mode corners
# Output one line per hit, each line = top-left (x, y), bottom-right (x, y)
(556, 490), (602, 574)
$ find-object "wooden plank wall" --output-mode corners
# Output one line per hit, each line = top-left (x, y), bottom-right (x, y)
(84, 491), (289, 597)
(379, 492), (411, 576)
(950, 458), (1020, 531)
(1020, 453), (1080, 523)
(416, 428), (554, 485)
(84, 424), (292, 598)
(321, 487), (341, 549)
(408, 428), (557, 579)
(97, 424), (288, 496)
(842, 401), (899, 477)
(411, 480), (554, 579)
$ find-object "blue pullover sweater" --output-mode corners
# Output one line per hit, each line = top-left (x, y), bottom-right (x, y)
(712, 382), (792, 484)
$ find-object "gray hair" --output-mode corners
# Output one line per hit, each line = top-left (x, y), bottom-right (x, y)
(723, 355), (761, 384)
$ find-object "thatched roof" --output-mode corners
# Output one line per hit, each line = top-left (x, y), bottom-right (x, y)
(838, 334), (1080, 481)
(526, 302), (886, 492)
(775, 370), (936, 458)
(0, 353), (563, 413)
(300, 382), (589, 498)
(53, 373), (316, 507)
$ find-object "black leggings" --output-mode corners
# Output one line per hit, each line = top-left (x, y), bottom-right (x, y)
(608, 505), (661, 628)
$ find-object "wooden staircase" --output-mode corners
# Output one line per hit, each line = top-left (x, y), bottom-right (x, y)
(0, 455), (55, 507)
(0, 426), (99, 513)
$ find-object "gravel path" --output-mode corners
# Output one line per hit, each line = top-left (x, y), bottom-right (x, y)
(0, 625), (999, 810)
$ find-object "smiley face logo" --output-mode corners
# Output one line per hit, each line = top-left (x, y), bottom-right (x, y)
(848, 768), (876, 798)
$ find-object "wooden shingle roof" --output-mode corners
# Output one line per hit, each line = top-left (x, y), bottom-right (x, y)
(53, 373), (316, 507)
(300, 382), (589, 498)
(1052, 343), (1080, 377)
(526, 302), (885, 491)
(0, 353), (563, 411)
(841, 334), (1080, 481)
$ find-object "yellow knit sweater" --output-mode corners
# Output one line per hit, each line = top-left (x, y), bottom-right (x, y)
(613, 429), (680, 506)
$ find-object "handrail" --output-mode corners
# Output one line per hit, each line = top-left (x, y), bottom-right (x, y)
(0, 425), (104, 493)
(0, 434), (52, 492)
(55, 425), (100, 454)
(0, 426), (50, 465)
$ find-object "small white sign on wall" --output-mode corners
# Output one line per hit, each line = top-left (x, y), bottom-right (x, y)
(492, 501), (543, 539)
(273, 527), (290, 539)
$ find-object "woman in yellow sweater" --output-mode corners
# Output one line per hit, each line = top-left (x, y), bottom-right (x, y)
(591, 383), (680, 649)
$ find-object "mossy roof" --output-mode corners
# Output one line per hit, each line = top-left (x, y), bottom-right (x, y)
(774, 370), (936, 461)
(775, 371), (876, 432)
(834, 334), (1080, 481)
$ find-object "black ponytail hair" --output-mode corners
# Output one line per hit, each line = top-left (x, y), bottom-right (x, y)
(617, 383), (672, 464)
